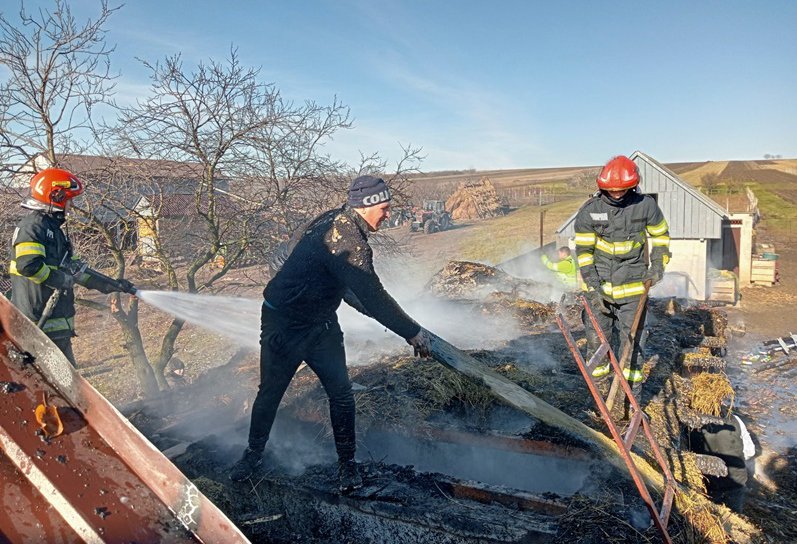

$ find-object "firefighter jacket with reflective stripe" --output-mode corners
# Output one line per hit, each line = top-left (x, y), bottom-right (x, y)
(264, 206), (421, 340)
(541, 254), (578, 288)
(9, 210), (77, 338)
(574, 191), (670, 303)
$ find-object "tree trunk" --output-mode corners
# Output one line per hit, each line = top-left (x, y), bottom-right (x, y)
(110, 296), (159, 397)
(154, 318), (185, 390)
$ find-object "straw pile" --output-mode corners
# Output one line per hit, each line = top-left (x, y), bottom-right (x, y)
(445, 177), (505, 220)
(689, 373), (735, 417)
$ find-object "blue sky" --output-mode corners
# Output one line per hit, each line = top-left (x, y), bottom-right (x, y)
(19, 0), (797, 171)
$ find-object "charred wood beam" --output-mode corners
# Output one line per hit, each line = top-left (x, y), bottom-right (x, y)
(434, 476), (569, 516)
(693, 454), (728, 478)
(680, 411), (726, 431)
(253, 466), (559, 543)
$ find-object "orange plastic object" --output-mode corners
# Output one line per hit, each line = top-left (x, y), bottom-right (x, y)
(34, 391), (64, 438)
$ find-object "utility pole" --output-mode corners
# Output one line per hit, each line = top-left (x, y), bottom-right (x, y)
(539, 209), (546, 247)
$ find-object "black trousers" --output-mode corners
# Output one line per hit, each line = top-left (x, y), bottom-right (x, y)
(247, 304), (355, 461)
(712, 486), (747, 513)
(50, 336), (77, 367)
(583, 297), (647, 393)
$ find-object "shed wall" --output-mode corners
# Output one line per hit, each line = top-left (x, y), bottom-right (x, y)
(634, 159), (723, 239)
(650, 239), (708, 300)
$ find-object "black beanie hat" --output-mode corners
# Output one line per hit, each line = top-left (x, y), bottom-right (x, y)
(347, 175), (391, 208)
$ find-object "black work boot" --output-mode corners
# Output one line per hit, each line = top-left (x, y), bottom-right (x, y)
(229, 447), (263, 481)
(338, 459), (363, 493)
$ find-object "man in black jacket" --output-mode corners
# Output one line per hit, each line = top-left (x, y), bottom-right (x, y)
(230, 175), (432, 492)
(574, 156), (670, 396)
(9, 168), (133, 366)
(688, 414), (755, 512)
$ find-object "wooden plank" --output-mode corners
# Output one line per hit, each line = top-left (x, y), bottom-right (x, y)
(428, 333), (667, 493)
(751, 274), (776, 282)
(709, 286), (735, 293)
(751, 269), (776, 277)
(710, 286), (735, 293)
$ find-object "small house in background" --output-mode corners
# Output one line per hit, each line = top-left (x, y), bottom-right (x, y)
(555, 151), (755, 301)
(133, 189), (243, 264)
(9, 153), (233, 262)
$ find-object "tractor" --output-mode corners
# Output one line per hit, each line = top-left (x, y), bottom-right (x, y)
(410, 200), (452, 234)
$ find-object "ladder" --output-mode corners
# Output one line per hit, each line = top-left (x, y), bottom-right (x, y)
(555, 296), (677, 544)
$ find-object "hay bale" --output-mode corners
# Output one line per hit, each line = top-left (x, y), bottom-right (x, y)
(683, 352), (727, 371)
(689, 373), (735, 417)
(446, 177), (505, 220)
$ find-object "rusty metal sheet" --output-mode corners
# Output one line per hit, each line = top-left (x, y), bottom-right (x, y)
(0, 295), (249, 543)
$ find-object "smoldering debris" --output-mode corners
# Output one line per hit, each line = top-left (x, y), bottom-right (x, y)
(118, 263), (770, 543)
(426, 260), (556, 302)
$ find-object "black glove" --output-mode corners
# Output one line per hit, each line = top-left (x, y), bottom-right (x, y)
(45, 269), (75, 290)
(587, 289), (604, 310)
(117, 278), (136, 294)
(407, 328), (432, 359)
(59, 272), (76, 290)
(645, 264), (664, 286)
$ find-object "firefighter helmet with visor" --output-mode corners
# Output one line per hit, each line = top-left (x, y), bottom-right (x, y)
(29, 168), (84, 209)
(596, 156), (639, 191)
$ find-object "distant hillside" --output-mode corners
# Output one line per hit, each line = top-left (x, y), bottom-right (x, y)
(409, 166), (598, 206)
(416, 159), (797, 192)
(412, 158), (797, 238)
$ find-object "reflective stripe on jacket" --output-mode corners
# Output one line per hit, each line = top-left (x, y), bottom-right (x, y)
(574, 191), (670, 303)
(9, 210), (76, 338)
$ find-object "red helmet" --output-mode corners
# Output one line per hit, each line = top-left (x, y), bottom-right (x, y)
(29, 168), (84, 208)
(596, 156), (639, 190)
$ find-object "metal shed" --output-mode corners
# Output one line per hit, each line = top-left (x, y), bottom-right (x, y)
(555, 151), (752, 301)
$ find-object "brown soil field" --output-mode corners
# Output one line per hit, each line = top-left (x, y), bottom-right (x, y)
(720, 161), (797, 187)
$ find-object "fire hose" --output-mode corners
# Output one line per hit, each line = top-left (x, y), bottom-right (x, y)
(36, 259), (137, 331)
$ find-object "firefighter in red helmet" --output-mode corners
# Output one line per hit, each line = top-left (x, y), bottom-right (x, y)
(573, 156), (671, 399)
(9, 168), (135, 366)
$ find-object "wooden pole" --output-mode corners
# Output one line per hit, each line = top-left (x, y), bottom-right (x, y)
(427, 332), (666, 492)
(605, 281), (652, 412)
(539, 209), (546, 248)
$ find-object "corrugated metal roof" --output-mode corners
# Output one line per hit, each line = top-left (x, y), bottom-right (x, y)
(556, 151), (728, 239)
(135, 191), (245, 219)
(0, 295), (250, 543)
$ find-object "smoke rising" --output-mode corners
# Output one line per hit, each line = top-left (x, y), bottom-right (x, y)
(135, 250), (568, 477)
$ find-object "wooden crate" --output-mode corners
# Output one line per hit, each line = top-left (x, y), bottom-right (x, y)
(709, 278), (737, 303)
(751, 258), (778, 286)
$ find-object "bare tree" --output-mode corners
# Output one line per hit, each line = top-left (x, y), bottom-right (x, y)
(0, 0), (119, 172)
(0, 4), (426, 398)
(701, 173), (718, 195)
(88, 50), (363, 392)
(567, 168), (600, 190)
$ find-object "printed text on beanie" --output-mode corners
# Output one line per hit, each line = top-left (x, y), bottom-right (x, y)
(347, 175), (391, 208)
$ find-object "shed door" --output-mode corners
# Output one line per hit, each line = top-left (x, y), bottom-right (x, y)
(721, 221), (742, 275)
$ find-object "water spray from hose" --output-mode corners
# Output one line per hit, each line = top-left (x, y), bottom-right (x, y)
(136, 291), (261, 351)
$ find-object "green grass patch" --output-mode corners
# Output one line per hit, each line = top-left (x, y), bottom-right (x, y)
(748, 183), (797, 233)
(458, 196), (585, 264)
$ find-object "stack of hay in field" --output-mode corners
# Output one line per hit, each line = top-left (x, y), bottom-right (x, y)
(446, 177), (505, 220)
